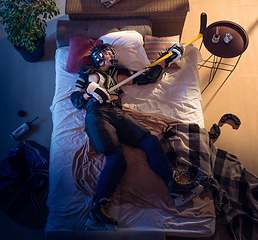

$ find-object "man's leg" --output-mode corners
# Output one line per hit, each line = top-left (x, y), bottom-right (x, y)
(95, 146), (127, 202)
(86, 147), (126, 231)
(135, 133), (173, 183)
(135, 133), (204, 207)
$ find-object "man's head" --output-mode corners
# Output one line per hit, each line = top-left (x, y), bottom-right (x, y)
(90, 43), (118, 68)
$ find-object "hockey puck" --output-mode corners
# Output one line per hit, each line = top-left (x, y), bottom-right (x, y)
(18, 110), (26, 117)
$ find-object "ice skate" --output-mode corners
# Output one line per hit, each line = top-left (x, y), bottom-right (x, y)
(167, 171), (204, 207)
(85, 200), (118, 231)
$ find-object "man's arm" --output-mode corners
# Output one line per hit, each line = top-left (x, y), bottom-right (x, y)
(86, 74), (111, 104)
(70, 65), (94, 109)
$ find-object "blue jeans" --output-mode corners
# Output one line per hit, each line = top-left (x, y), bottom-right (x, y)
(95, 133), (173, 202)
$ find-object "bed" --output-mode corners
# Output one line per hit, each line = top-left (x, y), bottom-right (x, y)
(45, 18), (258, 240)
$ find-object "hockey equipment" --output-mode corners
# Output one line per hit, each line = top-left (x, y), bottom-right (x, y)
(218, 113), (241, 129)
(156, 43), (184, 68)
(183, 12), (207, 47)
(148, 12), (207, 67)
(209, 123), (221, 143)
(133, 65), (163, 85)
(167, 171), (204, 207)
(86, 82), (111, 104)
(10, 117), (38, 140)
(70, 91), (87, 109)
(90, 43), (118, 67)
(108, 12), (207, 92)
(108, 68), (146, 92)
(76, 65), (94, 89)
(164, 43), (184, 67)
(85, 200), (118, 231)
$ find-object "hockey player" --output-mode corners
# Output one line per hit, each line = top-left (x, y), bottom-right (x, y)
(70, 43), (203, 231)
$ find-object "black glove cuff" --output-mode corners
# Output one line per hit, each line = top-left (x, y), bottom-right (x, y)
(70, 91), (87, 109)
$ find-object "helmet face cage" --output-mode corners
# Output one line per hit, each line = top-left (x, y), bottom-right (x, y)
(91, 44), (119, 67)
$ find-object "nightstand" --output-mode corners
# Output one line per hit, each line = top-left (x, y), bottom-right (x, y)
(199, 20), (249, 93)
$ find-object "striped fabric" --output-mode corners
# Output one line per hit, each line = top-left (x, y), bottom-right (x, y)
(144, 35), (180, 63)
(161, 123), (258, 240)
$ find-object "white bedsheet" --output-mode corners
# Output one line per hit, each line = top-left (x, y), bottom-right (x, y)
(45, 46), (214, 237)
(122, 46), (204, 127)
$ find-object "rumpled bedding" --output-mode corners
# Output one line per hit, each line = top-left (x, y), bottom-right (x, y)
(159, 122), (258, 240)
(72, 108), (216, 234)
(72, 109), (258, 239)
(45, 45), (217, 237)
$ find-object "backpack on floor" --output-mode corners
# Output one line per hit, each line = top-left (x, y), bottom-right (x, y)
(0, 140), (49, 216)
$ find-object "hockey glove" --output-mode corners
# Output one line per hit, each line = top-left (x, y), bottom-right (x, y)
(70, 91), (87, 109)
(86, 82), (111, 104)
(165, 43), (184, 67)
(76, 64), (95, 89)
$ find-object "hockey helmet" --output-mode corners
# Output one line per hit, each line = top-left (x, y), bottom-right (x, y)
(90, 43), (119, 67)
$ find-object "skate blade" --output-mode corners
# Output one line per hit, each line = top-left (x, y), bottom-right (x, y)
(85, 217), (117, 231)
(174, 185), (204, 207)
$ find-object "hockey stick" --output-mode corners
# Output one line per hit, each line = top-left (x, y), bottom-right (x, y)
(149, 12), (207, 66)
(108, 12), (207, 92)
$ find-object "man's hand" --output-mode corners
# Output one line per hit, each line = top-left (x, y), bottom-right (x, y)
(168, 43), (184, 62)
(164, 43), (184, 67)
(86, 82), (111, 104)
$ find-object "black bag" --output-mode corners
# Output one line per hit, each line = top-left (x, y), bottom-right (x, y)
(0, 140), (49, 216)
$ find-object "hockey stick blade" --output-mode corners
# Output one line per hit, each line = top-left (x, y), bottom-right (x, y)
(174, 185), (204, 207)
(200, 12), (207, 35)
(108, 12), (207, 92)
(183, 12), (207, 48)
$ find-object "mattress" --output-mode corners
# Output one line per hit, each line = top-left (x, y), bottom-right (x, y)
(45, 43), (216, 238)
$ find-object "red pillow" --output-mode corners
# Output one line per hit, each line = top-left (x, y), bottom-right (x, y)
(65, 35), (103, 73)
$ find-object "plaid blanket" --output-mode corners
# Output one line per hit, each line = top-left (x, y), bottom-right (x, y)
(160, 123), (258, 240)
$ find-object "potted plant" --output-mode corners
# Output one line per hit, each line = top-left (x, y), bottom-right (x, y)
(0, 0), (60, 62)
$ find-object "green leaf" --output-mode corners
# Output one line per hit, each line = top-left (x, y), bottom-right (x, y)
(0, 0), (60, 51)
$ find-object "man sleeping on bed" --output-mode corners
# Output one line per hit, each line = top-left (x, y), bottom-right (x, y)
(70, 43), (204, 231)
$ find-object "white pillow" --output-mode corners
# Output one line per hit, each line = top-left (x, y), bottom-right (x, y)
(99, 31), (150, 71)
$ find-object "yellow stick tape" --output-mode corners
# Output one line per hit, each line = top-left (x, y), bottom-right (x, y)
(108, 33), (204, 92)
(183, 33), (203, 48)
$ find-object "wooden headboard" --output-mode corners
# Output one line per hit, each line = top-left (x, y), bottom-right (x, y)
(56, 18), (152, 48)
(65, 0), (190, 37)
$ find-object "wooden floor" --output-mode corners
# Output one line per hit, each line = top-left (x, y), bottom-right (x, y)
(181, 0), (258, 178)
(0, 0), (257, 240)
(170, 2), (258, 238)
